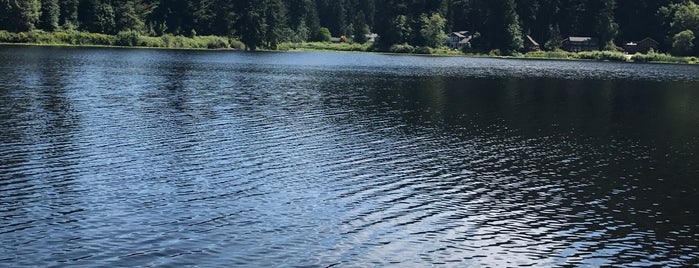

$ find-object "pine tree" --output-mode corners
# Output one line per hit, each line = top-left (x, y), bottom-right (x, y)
(39, 0), (60, 31)
(545, 24), (563, 50)
(593, 0), (619, 50)
(352, 11), (370, 43)
(59, 0), (79, 29)
(236, 0), (266, 50)
(0, 0), (41, 32)
(264, 0), (286, 49)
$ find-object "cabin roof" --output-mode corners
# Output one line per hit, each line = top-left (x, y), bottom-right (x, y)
(450, 31), (470, 38)
(567, 36), (594, 42)
(638, 37), (659, 45)
(526, 35), (540, 46)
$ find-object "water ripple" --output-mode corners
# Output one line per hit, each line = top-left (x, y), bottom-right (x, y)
(0, 46), (698, 267)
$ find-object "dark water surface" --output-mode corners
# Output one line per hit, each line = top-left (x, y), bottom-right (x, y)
(1, 46), (698, 267)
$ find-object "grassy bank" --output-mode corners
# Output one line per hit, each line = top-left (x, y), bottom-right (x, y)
(3, 30), (697, 64)
(278, 42), (466, 56)
(278, 41), (370, 52)
(522, 49), (699, 64)
(0, 30), (244, 50)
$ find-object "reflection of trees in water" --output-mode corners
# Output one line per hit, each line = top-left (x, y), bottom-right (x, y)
(0, 48), (83, 219)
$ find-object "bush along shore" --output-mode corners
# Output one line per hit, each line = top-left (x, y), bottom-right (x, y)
(0, 30), (244, 50)
(2, 30), (697, 65)
(522, 49), (699, 64)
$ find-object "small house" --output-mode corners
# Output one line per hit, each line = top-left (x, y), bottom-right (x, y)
(524, 35), (541, 52)
(562, 37), (598, 52)
(624, 37), (659, 54)
(446, 31), (473, 50)
(331, 36), (349, 43)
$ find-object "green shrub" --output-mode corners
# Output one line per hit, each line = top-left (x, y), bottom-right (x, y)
(137, 35), (165, 47)
(0, 30), (19, 43)
(389, 43), (415, 53)
(277, 41), (369, 52)
(415, 46), (433, 54)
(574, 50), (629, 62)
(631, 51), (696, 64)
(229, 39), (245, 50)
(116, 30), (140, 46)
(196, 35), (230, 49)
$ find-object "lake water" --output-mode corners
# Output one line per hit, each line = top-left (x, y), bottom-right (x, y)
(1, 46), (698, 267)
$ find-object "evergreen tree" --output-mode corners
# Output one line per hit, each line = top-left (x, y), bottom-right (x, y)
(114, 0), (145, 33)
(39, 0), (60, 31)
(59, 0), (79, 29)
(0, 0), (41, 32)
(592, 0), (619, 50)
(483, 0), (524, 53)
(149, 0), (194, 35)
(317, 0), (346, 36)
(264, 0), (286, 49)
(544, 24), (563, 50)
(236, 0), (266, 50)
(352, 11), (370, 43)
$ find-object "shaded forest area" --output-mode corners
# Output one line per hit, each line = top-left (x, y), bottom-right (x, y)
(1, 0), (699, 56)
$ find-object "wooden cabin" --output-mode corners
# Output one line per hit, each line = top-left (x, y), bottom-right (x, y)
(562, 37), (598, 52)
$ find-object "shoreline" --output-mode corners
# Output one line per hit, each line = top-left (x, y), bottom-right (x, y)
(2, 40), (697, 65)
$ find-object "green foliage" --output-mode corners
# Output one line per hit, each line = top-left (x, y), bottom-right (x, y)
(524, 49), (572, 59)
(574, 50), (629, 62)
(385, 15), (411, 46)
(545, 24), (563, 51)
(673, 29), (695, 56)
(115, 30), (139, 46)
(415, 46), (433, 54)
(419, 13), (447, 48)
(1, 0), (699, 57)
(0, 0), (41, 32)
(317, 27), (332, 42)
(389, 43), (416, 53)
(631, 51), (698, 64)
(278, 41), (369, 52)
(352, 11), (370, 44)
(58, 0), (79, 28)
(0, 29), (238, 50)
(594, 0), (619, 49)
(39, 0), (60, 31)
(0, 30), (114, 45)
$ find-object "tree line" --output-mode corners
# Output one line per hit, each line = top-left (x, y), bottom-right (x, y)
(1, 0), (698, 55)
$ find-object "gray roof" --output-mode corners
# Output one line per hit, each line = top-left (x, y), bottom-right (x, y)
(451, 31), (470, 38)
(567, 37), (594, 42)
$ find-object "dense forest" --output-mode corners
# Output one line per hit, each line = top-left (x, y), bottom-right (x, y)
(1, 0), (699, 55)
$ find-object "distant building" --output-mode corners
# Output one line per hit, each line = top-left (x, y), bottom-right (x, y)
(366, 33), (378, 43)
(562, 37), (598, 52)
(330, 37), (346, 43)
(524, 35), (541, 52)
(623, 37), (659, 54)
(446, 31), (473, 50)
